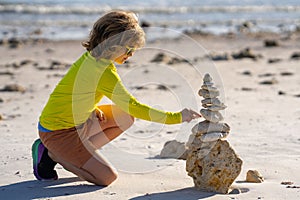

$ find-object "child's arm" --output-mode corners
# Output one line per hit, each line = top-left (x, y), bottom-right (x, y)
(98, 68), (183, 124)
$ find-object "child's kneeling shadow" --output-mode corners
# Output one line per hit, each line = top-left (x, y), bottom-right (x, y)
(0, 177), (101, 199)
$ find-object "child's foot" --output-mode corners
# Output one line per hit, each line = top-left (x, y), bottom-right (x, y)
(32, 139), (58, 181)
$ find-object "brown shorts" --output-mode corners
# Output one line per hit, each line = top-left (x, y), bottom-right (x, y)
(39, 111), (102, 168)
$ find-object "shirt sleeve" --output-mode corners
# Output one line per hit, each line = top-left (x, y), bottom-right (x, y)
(97, 67), (182, 124)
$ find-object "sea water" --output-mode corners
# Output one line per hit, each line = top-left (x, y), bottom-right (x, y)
(0, 0), (299, 40)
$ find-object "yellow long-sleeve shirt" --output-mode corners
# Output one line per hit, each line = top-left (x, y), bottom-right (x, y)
(39, 51), (182, 131)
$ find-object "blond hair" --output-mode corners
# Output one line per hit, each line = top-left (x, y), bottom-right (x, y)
(82, 10), (145, 60)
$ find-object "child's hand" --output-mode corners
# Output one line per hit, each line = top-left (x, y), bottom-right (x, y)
(95, 109), (107, 122)
(180, 108), (201, 123)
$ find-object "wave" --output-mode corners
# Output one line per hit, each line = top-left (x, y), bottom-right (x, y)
(0, 4), (300, 15)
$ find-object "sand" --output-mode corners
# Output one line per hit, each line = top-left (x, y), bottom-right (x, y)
(0, 31), (300, 199)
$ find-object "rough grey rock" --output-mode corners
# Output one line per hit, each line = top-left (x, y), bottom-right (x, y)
(191, 120), (230, 136)
(203, 74), (213, 82)
(198, 89), (220, 99)
(246, 170), (264, 183)
(201, 85), (218, 92)
(202, 104), (227, 111)
(200, 132), (228, 142)
(160, 140), (188, 160)
(201, 98), (223, 106)
(200, 109), (224, 123)
(186, 140), (243, 194)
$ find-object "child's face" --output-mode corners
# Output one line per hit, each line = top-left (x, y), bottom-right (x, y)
(114, 46), (135, 64)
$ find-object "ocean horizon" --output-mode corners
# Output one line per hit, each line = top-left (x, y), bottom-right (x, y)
(0, 0), (299, 40)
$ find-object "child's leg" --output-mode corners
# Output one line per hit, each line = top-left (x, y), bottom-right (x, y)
(41, 105), (134, 186)
(74, 104), (134, 185)
(49, 151), (117, 186)
(47, 104), (134, 186)
(88, 104), (134, 149)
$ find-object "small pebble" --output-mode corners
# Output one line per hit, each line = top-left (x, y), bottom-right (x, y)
(259, 78), (278, 85)
(0, 84), (26, 93)
(286, 185), (300, 188)
(157, 84), (168, 90)
(281, 181), (293, 185)
(268, 58), (282, 63)
(229, 188), (241, 194)
(241, 71), (252, 76)
(280, 72), (293, 76)
(290, 52), (300, 60)
(264, 39), (279, 47)
(241, 87), (254, 91)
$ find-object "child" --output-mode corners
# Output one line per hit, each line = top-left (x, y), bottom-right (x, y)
(32, 10), (201, 186)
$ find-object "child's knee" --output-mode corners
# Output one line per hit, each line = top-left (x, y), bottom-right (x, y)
(94, 170), (118, 186)
(123, 114), (134, 130)
(128, 115), (135, 125)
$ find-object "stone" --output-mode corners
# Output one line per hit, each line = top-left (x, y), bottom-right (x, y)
(259, 78), (278, 85)
(241, 70), (252, 76)
(160, 140), (188, 160)
(281, 181), (294, 185)
(167, 57), (189, 65)
(229, 188), (241, 194)
(141, 21), (151, 28)
(258, 73), (275, 77)
(278, 90), (286, 95)
(203, 82), (214, 87)
(0, 84), (26, 93)
(187, 134), (216, 150)
(201, 85), (218, 92)
(280, 72), (293, 76)
(8, 37), (22, 49)
(150, 53), (166, 64)
(241, 87), (254, 91)
(203, 74), (213, 82)
(20, 59), (34, 66)
(36, 60), (71, 70)
(186, 140), (243, 194)
(202, 105), (227, 111)
(201, 98), (223, 106)
(196, 147), (212, 159)
(208, 52), (232, 61)
(268, 58), (282, 63)
(198, 89), (220, 99)
(232, 48), (262, 61)
(290, 52), (300, 60)
(157, 84), (168, 91)
(264, 39), (279, 47)
(150, 53), (188, 65)
(191, 120), (230, 136)
(200, 132), (228, 142)
(200, 109), (224, 123)
(246, 170), (264, 183)
(187, 134), (201, 149)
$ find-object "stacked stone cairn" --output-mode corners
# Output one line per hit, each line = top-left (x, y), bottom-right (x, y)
(186, 73), (243, 194)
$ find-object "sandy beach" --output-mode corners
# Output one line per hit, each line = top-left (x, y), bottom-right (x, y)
(0, 30), (300, 200)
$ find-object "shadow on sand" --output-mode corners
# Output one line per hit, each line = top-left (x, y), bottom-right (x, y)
(0, 177), (102, 199)
(130, 187), (215, 200)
